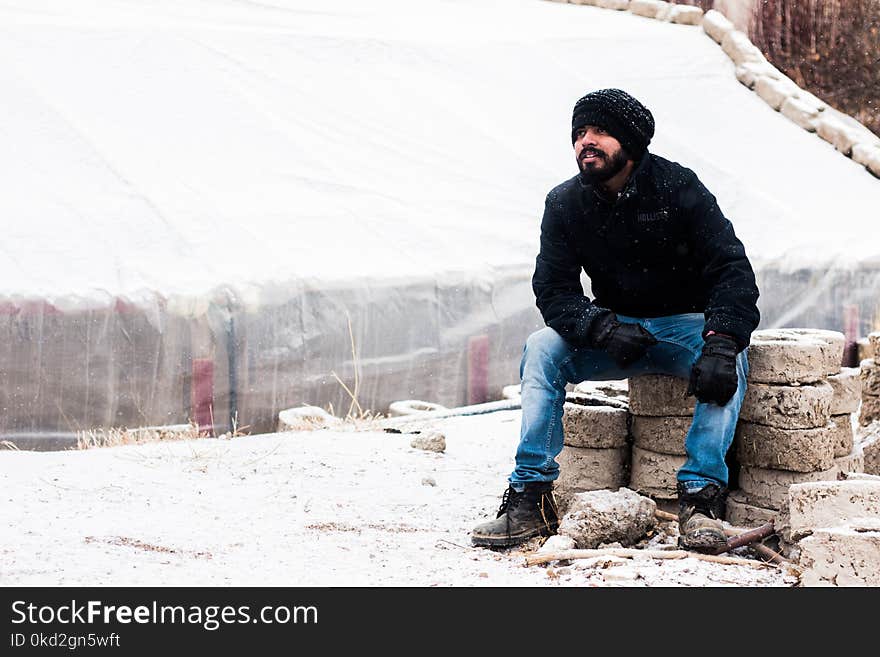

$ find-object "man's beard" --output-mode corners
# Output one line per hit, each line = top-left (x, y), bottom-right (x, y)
(577, 146), (630, 184)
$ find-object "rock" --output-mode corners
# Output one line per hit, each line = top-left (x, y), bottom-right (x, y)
(721, 30), (764, 66)
(631, 415), (689, 455)
(735, 421), (837, 472)
(869, 332), (880, 360)
(827, 367), (861, 415)
(629, 446), (687, 499)
(410, 431), (446, 453)
(735, 61), (781, 89)
(702, 9), (733, 43)
(573, 379), (629, 399)
(629, 0), (667, 19)
(557, 488), (656, 549)
(536, 534), (576, 554)
(628, 374), (694, 416)
(562, 402), (629, 448)
(788, 479), (880, 540)
(668, 4), (703, 25)
(835, 442), (865, 475)
(860, 358), (880, 396)
(851, 142), (880, 176)
(747, 328), (844, 384)
(754, 74), (799, 111)
(780, 96), (820, 130)
(595, 0), (630, 10)
(816, 114), (861, 156)
(739, 380), (833, 429)
(556, 445), (630, 496)
(277, 405), (340, 431)
(798, 522), (880, 586)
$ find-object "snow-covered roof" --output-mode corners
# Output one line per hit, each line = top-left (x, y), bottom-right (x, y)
(2, 0), (877, 305)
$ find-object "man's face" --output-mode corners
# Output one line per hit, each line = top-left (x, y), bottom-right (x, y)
(573, 125), (630, 183)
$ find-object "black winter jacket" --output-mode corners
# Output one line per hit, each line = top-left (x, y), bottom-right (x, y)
(533, 153), (760, 352)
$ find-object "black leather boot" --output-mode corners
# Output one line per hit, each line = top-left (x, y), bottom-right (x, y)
(471, 483), (559, 548)
(677, 482), (728, 552)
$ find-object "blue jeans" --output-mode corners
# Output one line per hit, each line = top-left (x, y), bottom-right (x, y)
(510, 313), (748, 493)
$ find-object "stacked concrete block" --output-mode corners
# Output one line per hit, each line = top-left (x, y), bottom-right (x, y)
(628, 374), (693, 500)
(859, 332), (880, 426)
(731, 329), (864, 528)
(790, 478), (880, 586)
(556, 401), (631, 498)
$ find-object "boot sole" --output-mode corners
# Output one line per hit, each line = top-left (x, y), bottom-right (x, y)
(678, 530), (728, 553)
(471, 524), (558, 549)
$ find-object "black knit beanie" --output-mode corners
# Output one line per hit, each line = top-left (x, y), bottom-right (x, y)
(571, 88), (655, 158)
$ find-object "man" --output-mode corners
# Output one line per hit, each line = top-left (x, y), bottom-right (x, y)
(471, 89), (760, 552)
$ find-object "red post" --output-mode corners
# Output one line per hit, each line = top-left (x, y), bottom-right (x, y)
(192, 358), (214, 433)
(468, 334), (489, 405)
(843, 304), (860, 367)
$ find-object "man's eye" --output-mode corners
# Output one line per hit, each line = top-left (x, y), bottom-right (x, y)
(596, 127), (606, 134)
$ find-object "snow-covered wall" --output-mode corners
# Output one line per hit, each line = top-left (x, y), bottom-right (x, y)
(1, 0), (878, 440)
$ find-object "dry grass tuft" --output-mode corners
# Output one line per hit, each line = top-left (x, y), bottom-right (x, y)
(76, 423), (203, 449)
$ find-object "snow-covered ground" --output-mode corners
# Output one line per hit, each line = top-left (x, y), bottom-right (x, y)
(1, 410), (793, 587)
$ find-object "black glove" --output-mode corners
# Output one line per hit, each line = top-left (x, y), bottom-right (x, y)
(589, 313), (658, 368)
(688, 334), (739, 406)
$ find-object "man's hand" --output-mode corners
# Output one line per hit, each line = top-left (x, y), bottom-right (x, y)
(589, 313), (658, 368)
(688, 334), (739, 406)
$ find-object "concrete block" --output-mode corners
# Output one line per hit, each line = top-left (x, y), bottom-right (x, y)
(558, 487), (656, 549)
(727, 491), (791, 542)
(851, 143), (880, 175)
(860, 358), (880, 396)
(835, 442), (864, 476)
(739, 380), (833, 429)
(631, 415), (689, 455)
(735, 61), (780, 89)
(830, 414), (855, 458)
(857, 337), (872, 363)
(562, 402), (629, 448)
(556, 445), (630, 496)
(780, 95), (819, 130)
(668, 5), (703, 25)
(789, 479), (880, 539)
(816, 115), (861, 156)
(629, 0), (667, 19)
(859, 394), (880, 427)
(755, 76), (799, 111)
(747, 328), (844, 384)
(628, 374), (694, 416)
(828, 367), (861, 415)
(799, 523), (880, 586)
(869, 332), (880, 360)
(738, 465), (838, 510)
(721, 30), (764, 66)
(702, 9), (733, 43)
(596, 0), (630, 9)
(727, 490), (777, 527)
(862, 433), (880, 476)
(629, 446), (686, 499)
(735, 421), (837, 472)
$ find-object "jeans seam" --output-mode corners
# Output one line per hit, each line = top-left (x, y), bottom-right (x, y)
(539, 352), (575, 471)
(656, 337), (700, 357)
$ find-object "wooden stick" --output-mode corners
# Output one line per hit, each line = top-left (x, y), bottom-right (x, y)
(655, 509), (679, 522)
(524, 548), (776, 569)
(722, 527), (788, 564)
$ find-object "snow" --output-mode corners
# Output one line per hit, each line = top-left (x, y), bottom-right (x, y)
(0, 410), (793, 587)
(0, 0), (878, 308)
